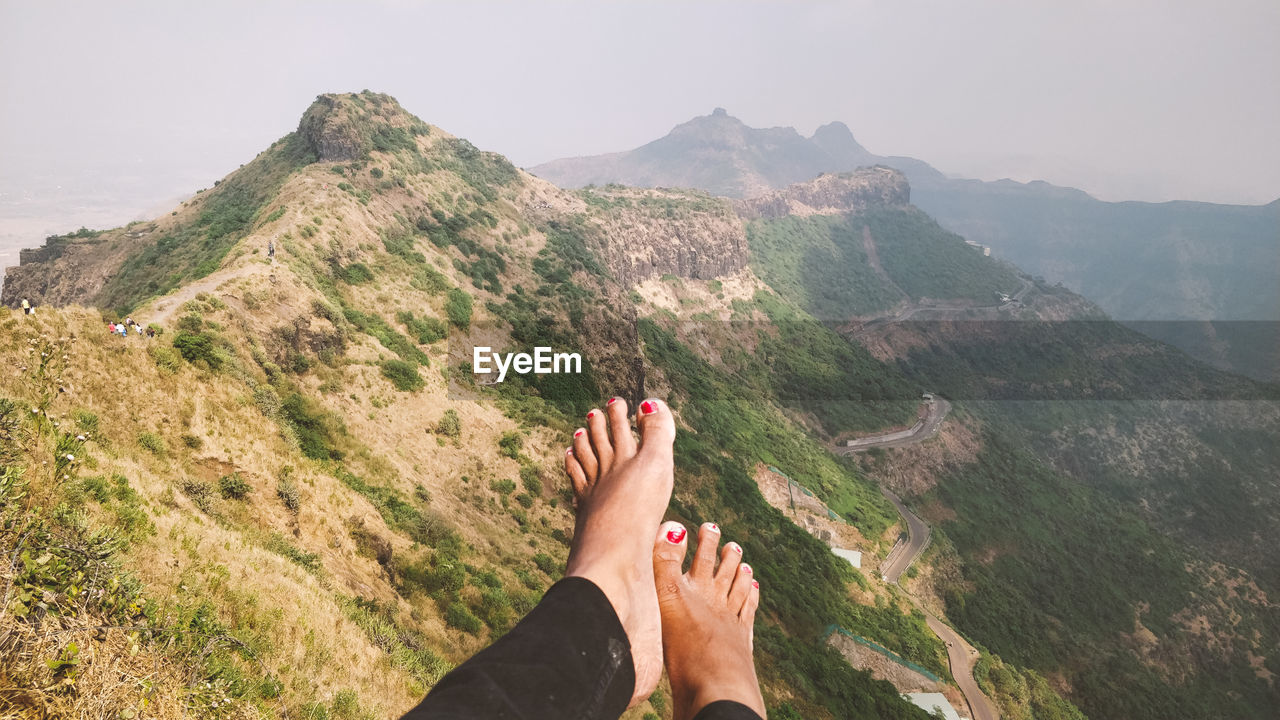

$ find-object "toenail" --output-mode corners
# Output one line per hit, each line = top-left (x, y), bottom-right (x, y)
(666, 526), (687, 544)
(566, 448), (574, 455)
(574, 429), (584, 437)
(640, 400), (656, 415)
(607, 397), (619, 405)
(587, 411), (595, 419)
(705, 522), (719, 532)
(729, 543), (742, 554)
(752, 580), (759, 589)
(742, 564), (752, 574)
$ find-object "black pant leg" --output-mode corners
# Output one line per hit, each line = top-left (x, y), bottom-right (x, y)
(692, 700), (765, 720)
(402, 576), (634, 720)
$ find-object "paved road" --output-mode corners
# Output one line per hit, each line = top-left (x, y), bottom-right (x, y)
(879, 489), (999, 720)
(835, 397), (952, 454)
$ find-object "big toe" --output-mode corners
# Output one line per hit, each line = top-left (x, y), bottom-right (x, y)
(636, 398), (676, 457)
(653, 521), (688, 599)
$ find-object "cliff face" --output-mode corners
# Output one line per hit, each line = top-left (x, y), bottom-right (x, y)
(1, 227), (146, 308)
(735, 168), (911, 220)
(578, 188), (749, 286)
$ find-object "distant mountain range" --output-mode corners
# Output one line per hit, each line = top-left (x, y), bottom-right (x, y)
(532, 109), (1280, 381)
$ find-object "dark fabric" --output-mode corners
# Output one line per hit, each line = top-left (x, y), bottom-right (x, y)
(692, 700), (765, 720)
(402, 576), (635, 720)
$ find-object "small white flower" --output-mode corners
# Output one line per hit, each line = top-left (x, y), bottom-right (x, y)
(31, 408), (39, 414)
(65, 454), (75, 461)
(76, 435), (86, 441)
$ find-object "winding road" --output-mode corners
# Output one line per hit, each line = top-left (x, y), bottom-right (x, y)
(879, 491), (999, 720)
(835, 397), (952, 454)
(850, 276), (1033, 340)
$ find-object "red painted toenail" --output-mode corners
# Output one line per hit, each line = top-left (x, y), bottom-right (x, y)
(707, 523), (719, 532)
(666, 527), (687, 544)
(574, 429), (584, 437)
(752, 580), (759, 589)
(607, 397), (619, 405)
(566, 448), (573, 455)
(640, 400), (656, 414)
(742, 564), (752, 574)
(588, 411), (596, 419)
(730, 543), (742, 554)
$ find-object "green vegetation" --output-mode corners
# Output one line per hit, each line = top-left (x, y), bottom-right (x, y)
(219, 473), (252, 500)
(381, 358), (424, 392)
(397, 310), (447, 344)
(343, 306), (429, 365)
(436, 409), (461, 438)
(861, 208), (1019, 301)
(444, 288), (473, 329)
(95, 132), (315, 313)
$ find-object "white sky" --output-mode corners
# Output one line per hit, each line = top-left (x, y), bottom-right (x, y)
(1, 0), (1278, 236)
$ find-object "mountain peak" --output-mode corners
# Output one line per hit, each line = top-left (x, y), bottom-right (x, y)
(810, 121), (870, 163)
(298, 91), (428, 162)
(712, 106), (729, 117)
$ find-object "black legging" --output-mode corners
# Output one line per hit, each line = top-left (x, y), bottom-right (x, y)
(403, 577), (762, 720)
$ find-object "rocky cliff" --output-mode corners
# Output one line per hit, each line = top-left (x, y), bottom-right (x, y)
(734, 168), (911, 220)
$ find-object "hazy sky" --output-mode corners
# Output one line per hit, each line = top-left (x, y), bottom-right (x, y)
(2, 0), (1279, 247)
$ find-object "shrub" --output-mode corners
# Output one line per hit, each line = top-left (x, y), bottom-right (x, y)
(531, 553), (559, 576)
(176, 312), (204, 334)
(253, 385), (281, 417)
(489, 478), (516, 496)
(514, 492), (534, 509)
(137, 432), (167, 456)
(280, 393), (342, 460)
(381, 359), (424, 392)
(445, 602), (483, 634)
(151, 345), (183, 374)
(397, 310), (447, 344)
(437, 409), (461, 438)
(181, 433), (203, 449)
(444, 288), (472, 329)
(277, 474), (301, 514)
(179, 478), (215, 513)
(219, 473), (251, 500)
(519, 464), (541, 495)
(498, 431), (523, 459)
(337, 262), (374, 285)
(369, 167), (384, 179)
(172, 332), (223, 369)
(475, 586), (513, 630)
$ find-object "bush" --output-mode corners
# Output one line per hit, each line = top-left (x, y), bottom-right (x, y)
(176, 312), (204, 334)
(172, 332), (223, 369)
(137, 432), (167, 456)
(151, 345), (183, 374)
(445, 602), (483, 635)
(489, 478), (516, 496)
(514, 492), (534, 508)
(219, 473), (251, 500)
(397, 310), (448, 344)
(445, 288), (473, 329)
(369, 167), (384, 179)
(437, 409), (461, 438)
(277, 474), (301, 514)
(181, 433), (203, 449)
(531, 553), (559, 576)
(336, 262), (374, 285)
(381, 359), (424, 392)
(498, 431), (523, 459)
(179, 478), (215, 513)
(519, 464), (542, 495)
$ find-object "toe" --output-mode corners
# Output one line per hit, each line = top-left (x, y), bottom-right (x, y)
(689, 522), (721, 581)
(635, 398), (676, 458)
(606, 397), (637, 459)
(572, 427), (598, 481)
(714, 541), (743, 596)
(728, 562), (753, 609)
(739, 579), (760, 624)
(564, 447), (588, 497)
(653, 521), (689, 600)
(586, 408), (614, 472)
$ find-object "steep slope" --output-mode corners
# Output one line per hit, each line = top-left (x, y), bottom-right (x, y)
(530, 110), (1280, 381)
(0, 93), (947, 720)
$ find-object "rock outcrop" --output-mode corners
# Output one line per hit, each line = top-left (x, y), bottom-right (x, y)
(299, 94), (371, 162)
(734, 168), (911, 220)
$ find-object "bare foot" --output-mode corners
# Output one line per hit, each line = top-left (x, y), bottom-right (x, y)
(653, 521), (766, 720)
(564, 396), (676, 707)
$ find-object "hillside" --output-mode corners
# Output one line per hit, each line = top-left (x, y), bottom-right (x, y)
(530, 110), (1280, 382)
(3, 92), (1278, 720)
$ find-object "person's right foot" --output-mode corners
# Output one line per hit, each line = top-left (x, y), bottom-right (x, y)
(653, 521), (766, 720)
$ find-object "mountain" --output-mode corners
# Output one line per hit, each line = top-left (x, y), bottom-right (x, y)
(531, 110), (1280, 382)
(3, 93), (1278, 720)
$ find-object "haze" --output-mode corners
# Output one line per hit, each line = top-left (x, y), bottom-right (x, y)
(2, 0), (1279, 262)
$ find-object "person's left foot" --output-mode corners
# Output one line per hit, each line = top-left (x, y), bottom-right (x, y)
(564, 396), (676, 707)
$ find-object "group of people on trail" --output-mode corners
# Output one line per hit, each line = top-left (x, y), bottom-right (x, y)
(107, 317), (154, 339)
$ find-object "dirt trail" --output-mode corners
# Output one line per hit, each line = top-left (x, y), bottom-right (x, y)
(146, 260), (275, 327)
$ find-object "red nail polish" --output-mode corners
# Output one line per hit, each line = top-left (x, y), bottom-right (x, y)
(742, 564), (752, 574)
(607, 397), (618, 405)
(587, 411), (595, 419)
(731, 543), (743, 554)
(752, 580), (759, 589)
(574, 429), (584, 437)
(708, 523), (719, 532)
(566, 448), (574, 455)
(666, 527), (687, 544)
(640, 400), (655, 415)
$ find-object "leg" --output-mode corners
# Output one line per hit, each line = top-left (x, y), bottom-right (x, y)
(403, 397), (675, 719)
(653, 521), (766, 720)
